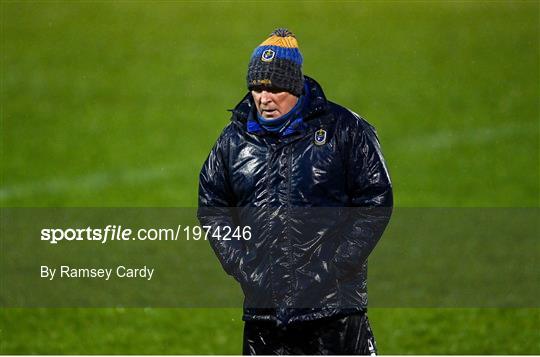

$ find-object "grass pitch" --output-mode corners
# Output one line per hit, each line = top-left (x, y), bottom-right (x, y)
(1, 1), (538, 354)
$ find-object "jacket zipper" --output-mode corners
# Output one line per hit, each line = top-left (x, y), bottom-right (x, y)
(265, 142), (278, 307)
(285, 144), (298, 310)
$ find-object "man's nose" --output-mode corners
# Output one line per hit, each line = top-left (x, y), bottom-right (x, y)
(260, 91), (273, 104)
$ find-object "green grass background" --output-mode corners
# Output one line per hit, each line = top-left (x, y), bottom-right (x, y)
(1, 0), (539, 354)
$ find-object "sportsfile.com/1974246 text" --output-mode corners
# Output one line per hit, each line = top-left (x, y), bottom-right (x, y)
(40, 225), (252, 245)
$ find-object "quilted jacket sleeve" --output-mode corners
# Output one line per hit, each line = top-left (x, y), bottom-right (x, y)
(331, 114), (393, 279)
(197, 127), (247, 283)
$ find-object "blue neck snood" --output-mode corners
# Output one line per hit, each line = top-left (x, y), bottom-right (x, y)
(256, 94), (305, 133)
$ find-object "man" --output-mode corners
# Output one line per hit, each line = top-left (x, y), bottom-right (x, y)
(198, 28), (393, 355)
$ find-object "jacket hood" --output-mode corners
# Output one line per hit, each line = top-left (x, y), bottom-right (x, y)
(229, 75), (329, 125)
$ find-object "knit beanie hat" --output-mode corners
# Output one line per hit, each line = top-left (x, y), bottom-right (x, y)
(247, 28), (304, 97)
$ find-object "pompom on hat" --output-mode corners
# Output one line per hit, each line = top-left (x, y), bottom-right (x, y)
(247, 28), (304, 97)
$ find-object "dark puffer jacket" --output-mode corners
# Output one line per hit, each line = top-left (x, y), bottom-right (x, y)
(198, 76), (393, 325)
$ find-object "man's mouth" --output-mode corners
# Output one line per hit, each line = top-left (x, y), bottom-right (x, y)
(262, 109), (278, 116)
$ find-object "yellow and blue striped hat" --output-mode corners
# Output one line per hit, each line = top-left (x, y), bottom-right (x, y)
(247, 28), (304, 97)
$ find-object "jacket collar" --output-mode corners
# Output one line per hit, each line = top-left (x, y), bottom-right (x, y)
(229, 76), (329, 128)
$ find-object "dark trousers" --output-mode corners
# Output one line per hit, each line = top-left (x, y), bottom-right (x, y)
(243, 313), (377, 355)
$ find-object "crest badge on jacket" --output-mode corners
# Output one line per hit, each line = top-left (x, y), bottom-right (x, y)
(314, 128), (327, 146)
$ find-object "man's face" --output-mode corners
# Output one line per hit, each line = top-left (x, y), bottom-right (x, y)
(251, 89), (298, 119)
